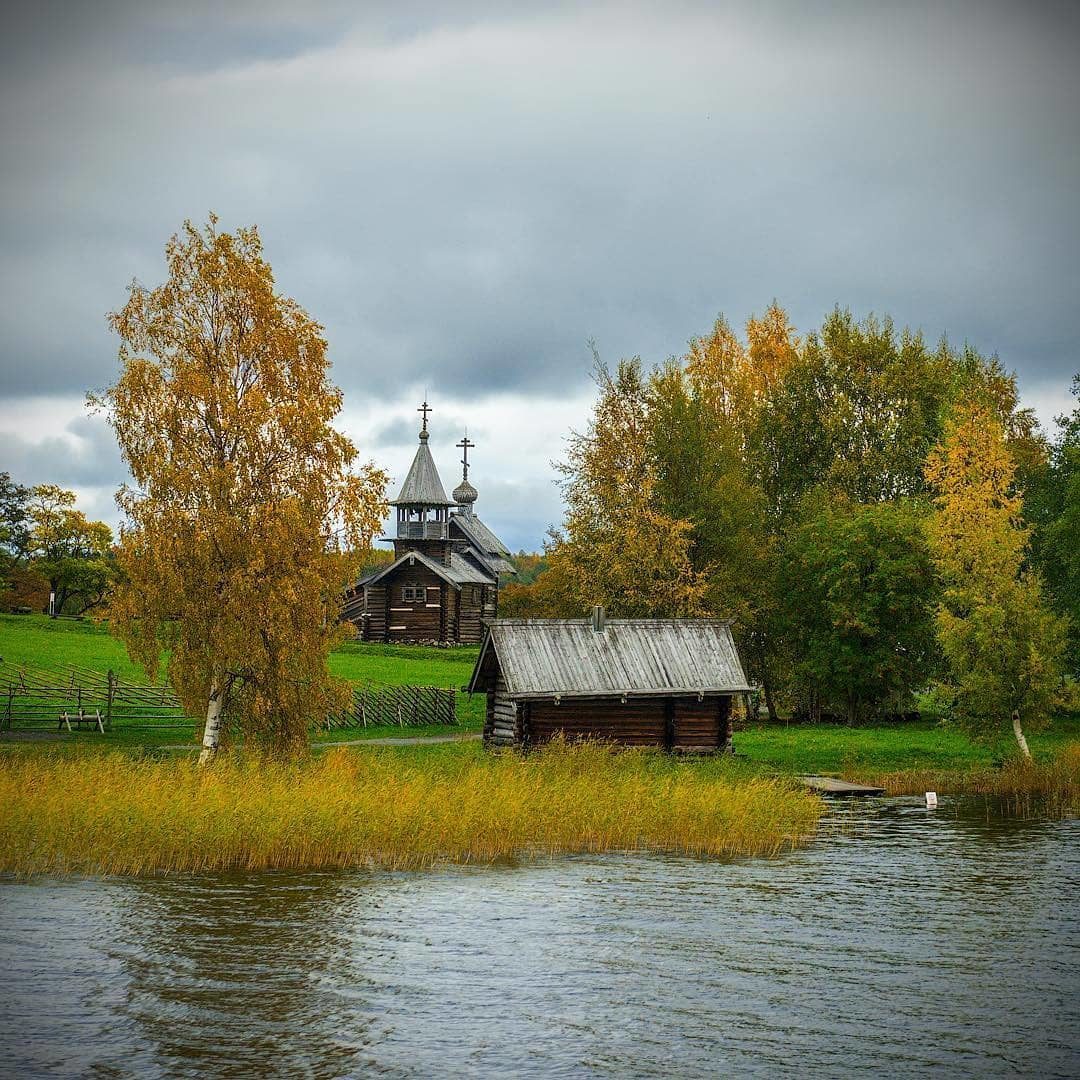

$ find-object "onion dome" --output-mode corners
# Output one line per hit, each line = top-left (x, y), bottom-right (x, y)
(453, 477), (478, 508)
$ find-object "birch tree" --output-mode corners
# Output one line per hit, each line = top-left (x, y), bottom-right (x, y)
(925, 401), (1066, 756)
(96, 217), (387, 760)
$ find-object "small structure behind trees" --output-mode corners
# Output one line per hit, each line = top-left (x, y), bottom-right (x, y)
(468, 610), (751, 751)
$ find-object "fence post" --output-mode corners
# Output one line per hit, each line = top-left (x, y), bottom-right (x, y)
(106, 670), (115, 731)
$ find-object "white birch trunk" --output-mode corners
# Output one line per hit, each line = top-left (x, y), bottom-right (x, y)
(199, 679), (226, 766)
(1012, 710), (1031, 759)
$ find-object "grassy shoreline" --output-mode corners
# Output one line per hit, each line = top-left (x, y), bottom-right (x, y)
(2, 613), (1076, 873)
(0, 741), (822, 876)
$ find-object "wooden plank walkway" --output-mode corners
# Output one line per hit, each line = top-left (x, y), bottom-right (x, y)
(797, 775), (885, 796)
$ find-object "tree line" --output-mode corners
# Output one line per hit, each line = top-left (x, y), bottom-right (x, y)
(0, 478), (115, 615)
(507, 305), (1078, 752)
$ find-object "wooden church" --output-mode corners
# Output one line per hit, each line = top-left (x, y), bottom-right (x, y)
(344, 402), (515, 645)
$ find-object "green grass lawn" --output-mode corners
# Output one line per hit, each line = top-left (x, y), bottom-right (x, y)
(0, 614), (479, 687)
(2, 613), (1077, 785)
(0, 613), (154, 681)
(733, 718), (1080, 775)
(0, 613), (482, 736)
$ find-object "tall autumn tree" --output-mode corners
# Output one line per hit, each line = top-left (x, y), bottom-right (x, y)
(925, 401), (1066, 756)
(544, 359), (705, 617)
(96, 217), (387, 761)
(648, 349), (776, 706)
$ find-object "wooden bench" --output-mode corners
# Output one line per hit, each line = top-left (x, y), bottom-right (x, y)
(58, 709), (106, 733)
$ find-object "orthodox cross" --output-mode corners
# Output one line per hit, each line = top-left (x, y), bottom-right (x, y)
(456, 433), (475, 480)
(417, 399), (432, 433)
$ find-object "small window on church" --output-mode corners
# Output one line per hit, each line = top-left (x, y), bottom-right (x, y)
(402, 583), (423, 602)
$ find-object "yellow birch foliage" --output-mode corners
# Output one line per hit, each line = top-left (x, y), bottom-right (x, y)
(925, 401), (1066, 745)
(545, 360), (706, 617)
(95, 217), (387, 755)
(745, 301), (800, 398)
(684, 315), (753, 425)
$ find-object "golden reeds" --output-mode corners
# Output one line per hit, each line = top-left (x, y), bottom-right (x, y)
(0, 741), (822, 876)
(850, 742), (1080, 815)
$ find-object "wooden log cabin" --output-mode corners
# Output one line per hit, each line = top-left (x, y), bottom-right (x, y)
(468, 609), (752, 751)
(343, 402), (515, 645)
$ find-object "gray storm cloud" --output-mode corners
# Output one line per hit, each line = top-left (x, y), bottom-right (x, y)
(1, 1), (1078, 546)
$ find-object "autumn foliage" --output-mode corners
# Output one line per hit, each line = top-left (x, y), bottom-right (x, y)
(537, 303), (1073, 738)
(96, 218), (387, 757)
(925, 402), (1067, 752)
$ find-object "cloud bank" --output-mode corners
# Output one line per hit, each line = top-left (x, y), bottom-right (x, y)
(2, 1), (1077, 546)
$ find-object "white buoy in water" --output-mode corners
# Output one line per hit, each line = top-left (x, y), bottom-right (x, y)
(925, 791), (938, 808)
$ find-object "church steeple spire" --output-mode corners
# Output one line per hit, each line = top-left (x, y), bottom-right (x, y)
(391, 401), (452, 539)
(453, 431), (479, 516)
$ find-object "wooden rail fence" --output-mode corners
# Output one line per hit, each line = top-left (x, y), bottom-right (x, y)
(0, 661), (458, 733)
(325, 684), (458, 730)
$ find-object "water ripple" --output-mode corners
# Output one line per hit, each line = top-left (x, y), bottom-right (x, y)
(1, 798), (1077, 1078)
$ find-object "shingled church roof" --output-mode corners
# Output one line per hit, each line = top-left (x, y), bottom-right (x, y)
(391, 430), (453, 507)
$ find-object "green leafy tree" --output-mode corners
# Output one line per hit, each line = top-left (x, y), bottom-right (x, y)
(1028, 374), (1080, 674)
(25, 484), (115, 614)
(0, 472), (32, 562)
(925, 401), (1067, 755)
(793, 310), (955, 503)
(647, 354), (781, 710)
(781, 496), (939, 723)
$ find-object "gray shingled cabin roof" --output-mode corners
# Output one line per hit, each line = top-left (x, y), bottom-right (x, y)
(357, 548), (497, 589)
(468, 619), (751, 698)
(391, 434), (453, 506)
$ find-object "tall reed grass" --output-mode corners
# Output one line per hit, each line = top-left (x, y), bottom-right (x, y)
(0, 741), (822, 876)
(849, 742), (1080, 816)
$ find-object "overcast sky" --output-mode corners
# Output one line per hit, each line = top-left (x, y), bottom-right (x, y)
(1, 0), (1077, 550)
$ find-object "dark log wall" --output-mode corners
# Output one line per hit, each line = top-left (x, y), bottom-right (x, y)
(392, 538), (453, 565)
(457, 584), (488, 644)
(350, 557), (497, 644)
(353, 568), (489, 644)
(382, 563), (449, 642)
(527, 697), (666, 747)
(362, 585), (386, 641)
(484, 676), (519, 747)
(517, 694), (732, 751)
(672, 696), (731, 750)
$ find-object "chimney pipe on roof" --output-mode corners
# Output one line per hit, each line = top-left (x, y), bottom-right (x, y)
(591, 605), (606, 632)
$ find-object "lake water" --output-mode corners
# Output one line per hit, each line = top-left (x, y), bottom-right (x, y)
(2, 799), (1078, 1078)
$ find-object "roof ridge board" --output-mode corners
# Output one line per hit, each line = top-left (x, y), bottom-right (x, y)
(490, 618), (735, 626)
(505, 686), (753, 699)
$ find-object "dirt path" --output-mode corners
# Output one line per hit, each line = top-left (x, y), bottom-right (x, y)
(149, 733), (484, 751)
(319, 733), (482, 748)
(1, 732), (483, 750)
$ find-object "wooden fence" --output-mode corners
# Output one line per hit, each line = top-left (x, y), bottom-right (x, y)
(325, 683), (458, 730)
(0, 662), (191, 731)
(0, 661), (458, 733)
